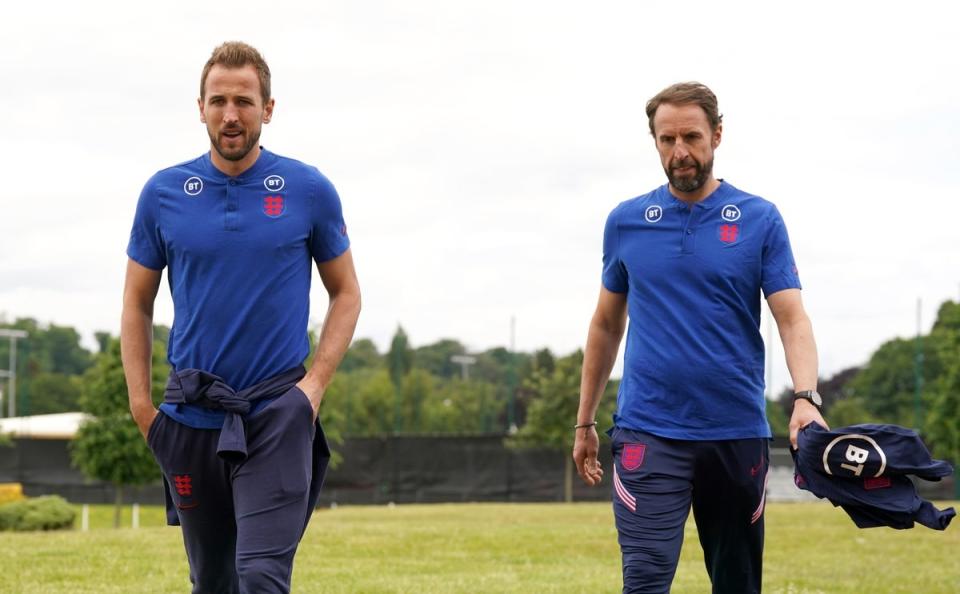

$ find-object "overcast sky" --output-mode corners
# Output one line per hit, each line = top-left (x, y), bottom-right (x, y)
(1, 1), (958, 394)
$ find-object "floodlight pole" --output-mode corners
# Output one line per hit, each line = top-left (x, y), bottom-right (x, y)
(450, 355), (476, 381)
(0, 329), (28, 418)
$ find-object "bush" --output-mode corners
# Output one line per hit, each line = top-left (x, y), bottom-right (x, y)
(0, 495), (76, 531)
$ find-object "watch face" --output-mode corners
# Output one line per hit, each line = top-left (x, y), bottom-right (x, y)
(797, 391), (822, 407)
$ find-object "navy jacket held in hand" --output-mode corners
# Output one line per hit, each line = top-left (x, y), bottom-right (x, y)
(792, 422), (955, 530)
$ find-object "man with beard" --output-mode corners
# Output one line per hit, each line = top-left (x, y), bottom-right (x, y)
(123, 41), (360, 593)
(572, 82), (826, 593)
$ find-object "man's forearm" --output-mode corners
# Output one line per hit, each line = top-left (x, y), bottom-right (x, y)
(578, 316), (624, 423)
(302, 289), (361, 391)
(121, 304), (155, 413)
(778, 315), (818, 393)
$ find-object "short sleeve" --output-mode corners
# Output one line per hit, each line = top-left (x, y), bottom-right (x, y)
(761, 206), (801, 297)
(308, 171), (350, 262)
(126, 176), (167, 270)
(601, 207), (628, 293)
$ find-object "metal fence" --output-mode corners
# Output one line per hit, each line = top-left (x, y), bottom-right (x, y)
(0, 435), (953, 505)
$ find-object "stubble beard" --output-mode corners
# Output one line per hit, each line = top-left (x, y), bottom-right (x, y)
(666, 156), (713, 194)
(209, 125), (262, 162)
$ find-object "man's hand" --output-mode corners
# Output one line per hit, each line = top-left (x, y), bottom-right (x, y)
(573, 426), (604, 486)
(296, 376), (325, 421)
(131, 401), (158, 441)
(789, 399), (827, 450)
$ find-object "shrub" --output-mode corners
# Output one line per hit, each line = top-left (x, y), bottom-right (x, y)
(0, 496), (75, 531)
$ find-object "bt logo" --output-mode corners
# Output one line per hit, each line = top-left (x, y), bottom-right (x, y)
(823, 434), (887, 478)
(184, 177), (203, 196)
(645, 205), (663, 223)
(264, 175), (285, 191)
(721, 204), (741, 222)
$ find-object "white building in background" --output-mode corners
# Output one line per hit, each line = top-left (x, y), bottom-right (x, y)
(0, 412), (89, 439)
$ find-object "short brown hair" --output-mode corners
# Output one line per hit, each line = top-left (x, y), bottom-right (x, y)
(645, 82), (722, 136)
(200, 41), (271, 103)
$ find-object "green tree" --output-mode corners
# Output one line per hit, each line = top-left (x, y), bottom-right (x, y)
(152, 325), (171, 349)
(387, 327), (413, 432)
(765, 398), (789, 437)
(94, 331), (112, 354)
(774, 366), (862, 423)
(70, 337), (168, 527)
(427, 378), (498, 434)
(846, 335), (943, 429)
(338, 338), (383, 373)
(24, 373), (82, 415)
(926, 301), (960, 469)
(826, 397), (882, 427)
(413, 339), (467, 378)
(400, 369), (434, 433)
(0, 318), (94, 415)
(472, 347), (529, 432)
(325, 369), (396, 436)
(510, 350), (617, 502)
(387, 327), (413, 390)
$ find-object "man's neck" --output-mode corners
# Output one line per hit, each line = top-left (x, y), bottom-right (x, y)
(209, 145), (262, 177)
(668, 177), (721, 205)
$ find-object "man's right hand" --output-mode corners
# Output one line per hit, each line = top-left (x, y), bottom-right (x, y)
(131, 403), (158, 441)
(573, 426), (604, 486)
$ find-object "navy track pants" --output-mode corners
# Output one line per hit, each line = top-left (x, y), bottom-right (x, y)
(611, 427), (769, 594)
(147, 385), (330, 594)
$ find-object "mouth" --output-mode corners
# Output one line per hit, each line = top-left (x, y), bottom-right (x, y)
(221, 129), (244, 142)
(672, 165), (696, 176)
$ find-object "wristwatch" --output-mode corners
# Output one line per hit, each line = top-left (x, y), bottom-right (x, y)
(794, 390), (823, 410)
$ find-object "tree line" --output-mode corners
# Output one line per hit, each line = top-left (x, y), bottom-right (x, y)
(1, 300), (958, 461)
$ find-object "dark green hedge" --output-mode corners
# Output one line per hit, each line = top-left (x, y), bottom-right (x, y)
(0, 495), (75, 531)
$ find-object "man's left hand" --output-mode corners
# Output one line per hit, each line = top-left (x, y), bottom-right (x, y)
(789, 399), (827, 450)
(295, 376), (325, 421)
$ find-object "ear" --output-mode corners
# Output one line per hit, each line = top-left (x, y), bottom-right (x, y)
(198, 97), (206, 123)
(262, 98), (275, 124)
(712, 123), (722, 149)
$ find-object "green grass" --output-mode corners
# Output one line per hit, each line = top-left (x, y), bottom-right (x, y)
(0, 502), (957, 593)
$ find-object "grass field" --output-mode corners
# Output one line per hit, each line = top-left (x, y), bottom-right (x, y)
(1, 501), (957, 593)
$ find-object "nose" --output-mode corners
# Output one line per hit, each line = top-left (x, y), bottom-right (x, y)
(222, 103), (240, 124)
(672, 142), (690, 162)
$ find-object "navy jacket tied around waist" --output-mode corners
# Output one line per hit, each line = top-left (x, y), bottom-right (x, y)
(164, 366), (306, 462)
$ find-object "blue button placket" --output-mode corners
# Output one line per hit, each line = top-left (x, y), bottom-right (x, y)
(225, 178), (240, 231)
(680, 204), (702, 254)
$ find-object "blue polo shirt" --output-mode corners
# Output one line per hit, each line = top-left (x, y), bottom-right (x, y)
(602, 181), (800, 440)
(127, 148), (349, 427)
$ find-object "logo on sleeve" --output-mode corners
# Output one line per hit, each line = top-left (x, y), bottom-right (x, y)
(184, 177), (203, 196)
(644, 205), (663, 223)
(720, 204), (741, 222)
(264, 175), (285, 192)
(263, 195), (285, 217)
(621, 443), (646, 471)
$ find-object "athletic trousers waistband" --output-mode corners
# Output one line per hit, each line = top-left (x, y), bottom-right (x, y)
(163, 366), (306, 462)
